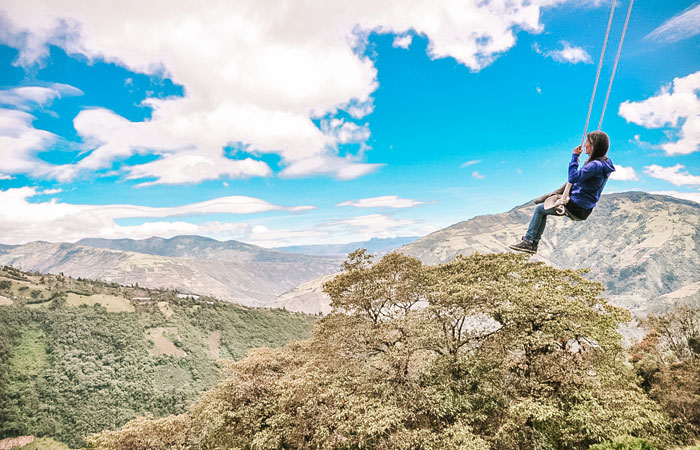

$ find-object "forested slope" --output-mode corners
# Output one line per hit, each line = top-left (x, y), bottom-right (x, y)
(0, 266), (317, 448)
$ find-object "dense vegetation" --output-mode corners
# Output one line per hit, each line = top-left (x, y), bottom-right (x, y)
(86, 252), (700, 449)
(0, 266), (317, 448)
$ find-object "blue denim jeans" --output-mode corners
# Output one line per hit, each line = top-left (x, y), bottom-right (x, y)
(524, 204), (560, 245)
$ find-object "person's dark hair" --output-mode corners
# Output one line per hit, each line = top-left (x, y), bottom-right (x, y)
(584, 131), (610, 164)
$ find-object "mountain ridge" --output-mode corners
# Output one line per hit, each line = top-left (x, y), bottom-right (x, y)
(0, 240), (342, 307)
(274, 192), (700, 317)
(76, 235), (316, 262)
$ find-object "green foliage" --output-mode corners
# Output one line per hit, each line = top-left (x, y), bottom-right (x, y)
(0, 267), (317, 448)
(86, 252), (678, 450)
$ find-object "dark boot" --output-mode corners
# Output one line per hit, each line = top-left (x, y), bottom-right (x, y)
(509, 239), (537, 254)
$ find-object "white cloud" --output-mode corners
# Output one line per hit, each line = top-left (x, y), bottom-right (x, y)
(322, 118), (371, 145)
(0, 83), (82, 111)
(460, 159), (481, 168)
(0, 173), (13, 180)
(0, 0), (567, 184)
(242, 224), (331, 248)
(650, 190), (700, 205)
(609, 164), (638, 181)
(629, 133), (659, 150)
(544, 41), (592, 64)
(337, 195), (425, 208)
(0, 108), (58, 177)
(472, 170), (485, 179)
(393, 34), (413, 49)
(345, 99), (375, 119)
(619, 71), (700, 155)
(0, 187), (314, 244)
(327, 213), (417, 238)
(644, 3), (700, 45)
(0, 187), (436, 246)
(279, 153), (383, 180)
(39, 188), (63, 195)
(127, 152), (272, 187)
(644, 164), (700, 186)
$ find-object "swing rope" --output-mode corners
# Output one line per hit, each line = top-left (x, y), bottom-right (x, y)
(555, 0), (633, 216)
(581, 0), (617, 148)
(598, 0), (635, 130)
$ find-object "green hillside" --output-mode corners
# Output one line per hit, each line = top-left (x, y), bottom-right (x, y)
(0, 266), (317, 448)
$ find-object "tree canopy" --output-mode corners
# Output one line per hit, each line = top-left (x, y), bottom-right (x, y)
(87, 252), (683, 449)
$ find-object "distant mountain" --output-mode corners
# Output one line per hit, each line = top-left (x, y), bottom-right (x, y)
(274, 236), (420, 256)
(78, 235), (311, 262)
(0, 238), (343, 307)
(274, 192), (700, 317)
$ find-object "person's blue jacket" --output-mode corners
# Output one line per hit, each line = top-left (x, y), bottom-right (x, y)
(568, 153), (615, 209)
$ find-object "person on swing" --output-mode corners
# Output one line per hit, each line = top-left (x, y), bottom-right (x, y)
(509, 131), (615, 254)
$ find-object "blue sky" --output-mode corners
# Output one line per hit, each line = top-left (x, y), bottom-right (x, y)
(0, 0), (699, 247)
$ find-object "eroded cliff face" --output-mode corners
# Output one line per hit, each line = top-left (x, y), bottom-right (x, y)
(275, 192), (700, 316)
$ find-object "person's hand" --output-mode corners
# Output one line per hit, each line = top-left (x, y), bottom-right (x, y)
(573, 145), (583, 155)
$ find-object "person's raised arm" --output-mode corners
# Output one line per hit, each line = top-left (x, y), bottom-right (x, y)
(568, 145), (598, 183)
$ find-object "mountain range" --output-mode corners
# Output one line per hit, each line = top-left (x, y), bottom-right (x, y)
(274, 192), (700, 318)
(0, 236), (343, 307)
(2, 192), (698, 316)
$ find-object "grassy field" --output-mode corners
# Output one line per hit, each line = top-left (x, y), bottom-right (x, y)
(65, 293), (134, 313)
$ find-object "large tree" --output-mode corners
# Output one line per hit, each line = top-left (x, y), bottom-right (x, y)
(87, 252), (675, 449)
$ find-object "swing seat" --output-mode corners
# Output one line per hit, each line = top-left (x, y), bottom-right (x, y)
(543, 194), (585, 222)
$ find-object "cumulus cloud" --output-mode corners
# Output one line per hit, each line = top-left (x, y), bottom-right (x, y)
(472, 170), (485, 179)
(0, 187), (314, 244)
(337, 195), (425, 208)
(644, 164), (700, 186)
(619, 71), (700, 155)
(544, 41), (592, 64)
(393, 34), (413, 49)
(0, 0), (566, 184)
(609, 164), (638, 181)
(644, 3), (700, 45)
